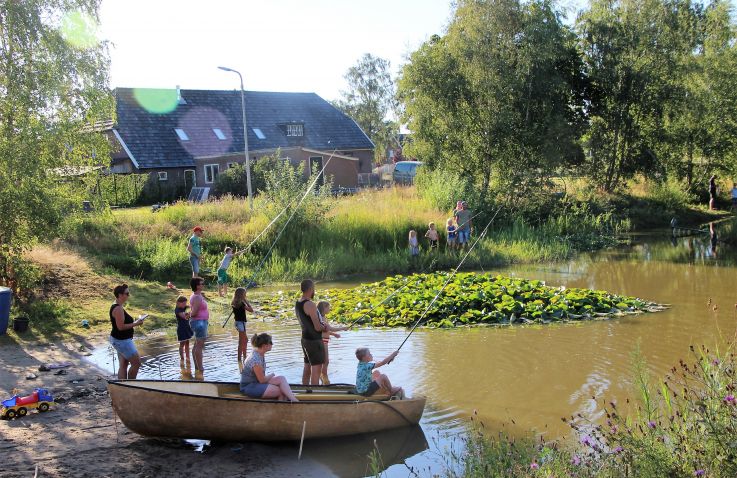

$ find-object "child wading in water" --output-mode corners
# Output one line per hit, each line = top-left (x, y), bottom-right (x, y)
(355, 347), (404, 399)
(446, 217), (458, 251)
(174, 296), (193, 369)
(425, 222), (439, 251)
(316, 301), (348, 385)
(231, 287), (254, 371)
(408, 230), (419, 257)
(217, 247), (236, 297)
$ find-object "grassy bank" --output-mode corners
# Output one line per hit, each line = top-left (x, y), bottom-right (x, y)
(62, 187), (627, 284)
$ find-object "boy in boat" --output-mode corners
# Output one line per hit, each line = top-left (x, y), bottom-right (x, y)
(354, 347), (404, 399)
(316, 301), (348, 385)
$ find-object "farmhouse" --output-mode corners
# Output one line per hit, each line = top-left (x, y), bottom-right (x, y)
(107, 87), (374, 199)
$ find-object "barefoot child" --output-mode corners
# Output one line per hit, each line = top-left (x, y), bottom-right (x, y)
(408, 230), (419, 257)
(355, 347), (404, 399)
(174, 296), (193, 368)
(232, 287), (254, 371)
(316, 301), (348, 385)
(446, 217), (458, 251)
(425, 222), (439, 250)
(217, 247), (236, 297)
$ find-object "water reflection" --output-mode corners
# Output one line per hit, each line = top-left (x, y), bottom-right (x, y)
(89, 230), (737, 476)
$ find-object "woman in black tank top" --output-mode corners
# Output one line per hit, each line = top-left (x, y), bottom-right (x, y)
(109, 284), (146, 379)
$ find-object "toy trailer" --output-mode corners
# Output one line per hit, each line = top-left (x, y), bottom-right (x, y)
(1, 388), (53, 419)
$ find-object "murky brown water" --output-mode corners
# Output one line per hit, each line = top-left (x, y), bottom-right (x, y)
(89, 231), (737, 477)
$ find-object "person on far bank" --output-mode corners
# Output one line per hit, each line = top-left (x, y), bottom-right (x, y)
(189, 277), (209, 379)
(446, 217), (458, 251)
(217, 246), (235, 297)
(731, 183), (737, 212)
(240, 333), (299, 402)
(187, 226), (204, 278)
(232, 286), (254, 371)
(425, 222), (439, 251)
(454, 201), (473, 250)
(408, 230), (419, 257)
(174, 295), (193, 370)
(295, 279), (327, 385)
(709, 175), (717, 211)
(355, 347), (404, 399)
(110, 284), (147, 379)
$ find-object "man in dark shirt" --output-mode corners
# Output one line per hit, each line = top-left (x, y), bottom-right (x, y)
(295, 279), (326, 385)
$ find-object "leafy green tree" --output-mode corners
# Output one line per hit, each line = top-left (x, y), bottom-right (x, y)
(334, 53), (397, 164)
(398, 0), (586, 200)
(0, 1), (113, 289)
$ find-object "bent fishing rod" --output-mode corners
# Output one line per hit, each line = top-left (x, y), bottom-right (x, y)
(395, 203), (504, 353)
(346, 209), (486, 330)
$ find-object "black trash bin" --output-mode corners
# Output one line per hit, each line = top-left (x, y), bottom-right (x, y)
(13, 316), (29, 333)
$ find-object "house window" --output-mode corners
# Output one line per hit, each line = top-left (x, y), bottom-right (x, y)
(286, 124), (303, 137)
(204, 164), (219, 184)
(158, 171), (168, 181)
(252, 128), (266, 140)
(174, 128), (189, 141)
(213, 128), (226, 140)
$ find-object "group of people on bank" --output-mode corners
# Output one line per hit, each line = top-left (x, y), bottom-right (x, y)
(108, 279), (404, 402)
(409, 200), (474, 256)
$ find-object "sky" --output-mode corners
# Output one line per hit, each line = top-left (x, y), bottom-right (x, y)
(99, 0), (589, 102)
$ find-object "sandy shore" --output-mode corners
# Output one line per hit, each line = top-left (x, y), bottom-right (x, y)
(0, 336), (332, 478)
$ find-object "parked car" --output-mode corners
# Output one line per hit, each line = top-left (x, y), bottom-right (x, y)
(393, 161), (423, 185)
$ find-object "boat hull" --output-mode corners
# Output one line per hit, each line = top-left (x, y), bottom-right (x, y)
(107, 380), (426, 441)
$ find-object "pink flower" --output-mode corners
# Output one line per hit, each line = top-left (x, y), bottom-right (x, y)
(571, 455), (581, 466)
(530, 462), (539, 470)
(723, 395), (736, 405)
(613, 446), (623, 454)
(647, 421), (657, 429)
(695, 470), (705, 476)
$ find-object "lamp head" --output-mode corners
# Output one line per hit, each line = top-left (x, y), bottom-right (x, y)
(218, 66), (234, 72)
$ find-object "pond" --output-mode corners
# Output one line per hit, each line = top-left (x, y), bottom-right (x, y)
(88, 229), (737, 477)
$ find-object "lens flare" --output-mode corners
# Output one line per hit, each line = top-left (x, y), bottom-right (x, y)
(60, 10), (100, 49)
(133, 88), (179, 114)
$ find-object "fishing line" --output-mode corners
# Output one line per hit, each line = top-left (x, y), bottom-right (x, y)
(346, 209), (485, 329)
(395, 204), (504, 352)
(222, 147), (340, 327)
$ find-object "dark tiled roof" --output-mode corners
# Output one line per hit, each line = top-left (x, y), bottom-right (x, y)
(114, 88), (374, 170)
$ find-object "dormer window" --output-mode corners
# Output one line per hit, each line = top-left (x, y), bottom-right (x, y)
(253, 128), (266, 140)
(175, 128), (189, 141)
(213, 128), (226, 140)
(286, 124), (303, 137)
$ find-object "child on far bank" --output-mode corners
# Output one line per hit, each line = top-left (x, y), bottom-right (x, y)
(425, 222), (439, 251)
(217, 247), (236, 297)
(446, 218), (458, 251)
(232, 287), (254, 371)
(316, 301), (349, 385)
(355, 347), (404, 399)
(409, 230), (419, 257)
(174, 296), (193, 369)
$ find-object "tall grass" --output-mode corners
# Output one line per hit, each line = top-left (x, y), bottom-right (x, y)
(62, 188), (623, 284)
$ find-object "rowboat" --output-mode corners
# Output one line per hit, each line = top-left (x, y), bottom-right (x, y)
(107, 380), (426, 441)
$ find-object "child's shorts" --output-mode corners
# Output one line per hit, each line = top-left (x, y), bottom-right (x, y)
(190, 319), (208, 339)
(217, 268), (229, 285)
(429, 240), (438, 249)
(235, 321), (247, 333)
(360, 381), (381, 397)
(241, 382), (269, 398)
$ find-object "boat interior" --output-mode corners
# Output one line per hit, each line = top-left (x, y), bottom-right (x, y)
(113, 380), (395, 402)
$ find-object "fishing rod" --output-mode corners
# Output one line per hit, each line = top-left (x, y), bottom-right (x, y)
(222, 146), (340, 327)
(346, 209), (486, 330)
(395, 204), (504, 352)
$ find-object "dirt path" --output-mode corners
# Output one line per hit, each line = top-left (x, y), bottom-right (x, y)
(0, 337), (332, 478)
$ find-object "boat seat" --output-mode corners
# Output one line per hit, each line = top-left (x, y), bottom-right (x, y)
(219, 392), (391, 402)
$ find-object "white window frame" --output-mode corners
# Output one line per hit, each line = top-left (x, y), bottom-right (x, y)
(204, 164), (220, 184)
(157, 171), (168, 181)
(174, 128), (189, 141)
(213, 128), (226, 140)
(252, 128), (266, 140)
(286, 124), (303, 137)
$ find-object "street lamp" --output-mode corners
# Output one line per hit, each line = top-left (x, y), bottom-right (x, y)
(218, 66), (253, 211)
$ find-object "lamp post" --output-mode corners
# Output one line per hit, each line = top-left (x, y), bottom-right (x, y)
(218, 66), (253, 211)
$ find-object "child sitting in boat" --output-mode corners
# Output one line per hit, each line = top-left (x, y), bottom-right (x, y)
(240, 333), (299, 402)
(317, 301), (348, 385)
(354, 347), (404, 399)
(174, 296), (193, 369)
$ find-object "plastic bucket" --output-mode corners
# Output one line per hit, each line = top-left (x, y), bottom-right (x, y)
(0, 287), (11, 335)
(13, 317), (29, 333)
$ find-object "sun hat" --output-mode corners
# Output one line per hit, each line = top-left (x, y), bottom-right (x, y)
(193, 226), (203, 232)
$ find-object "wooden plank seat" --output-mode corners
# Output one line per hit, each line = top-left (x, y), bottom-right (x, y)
(219, 391), (392, 402)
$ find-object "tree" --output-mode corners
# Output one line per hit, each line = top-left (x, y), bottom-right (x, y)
(398, 0), (586, 200)
(0, 1), (113, 290)
(334, 53), (397, 164)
